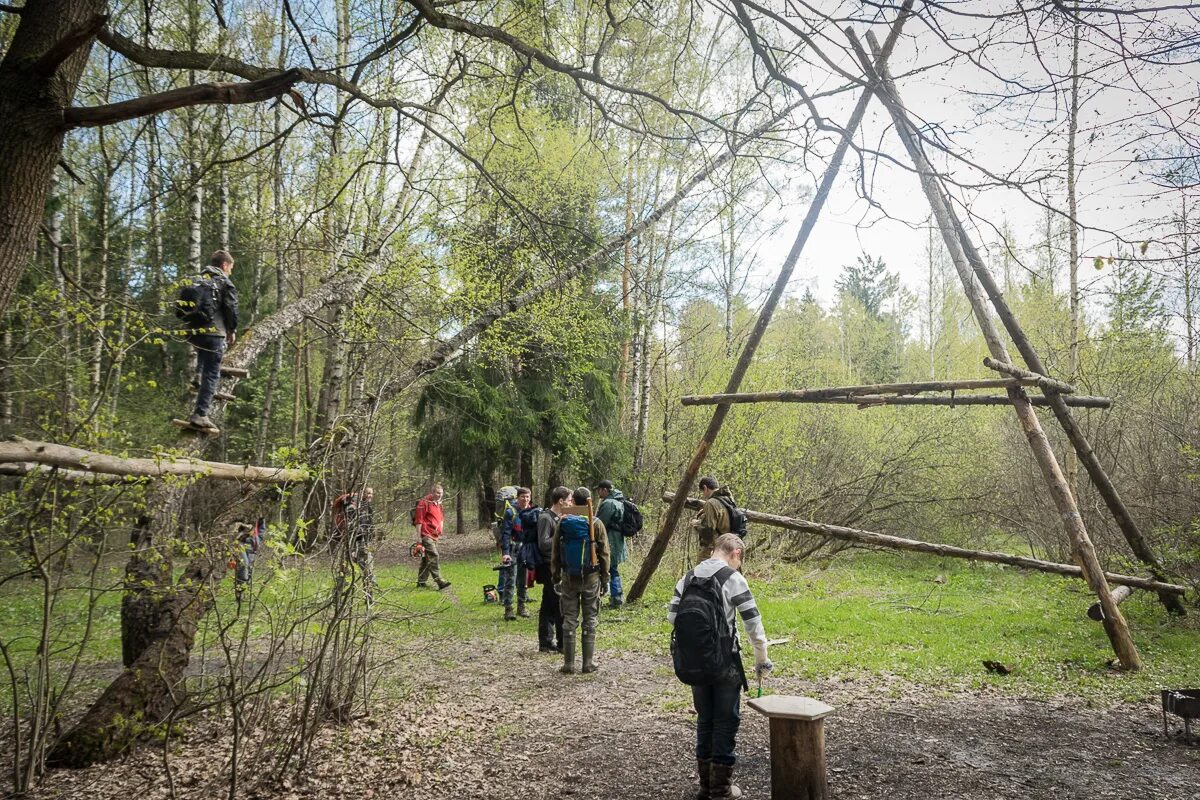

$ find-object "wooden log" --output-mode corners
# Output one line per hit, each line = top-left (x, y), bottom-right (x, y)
(0, 462), (141, 484)
(853, 30), (1143, 669)
(0, 439), (309, 484)
(1088, 585), (1136, 621)
(748, 695), (834, 800)
(664, 493), (1188, 596)
(219, 366), (249, 378)
(682, 393), (1110, 409)
(982, 358), (1076, 394)
(624, 5), (914, 605)
(680, 377), (1071, 406)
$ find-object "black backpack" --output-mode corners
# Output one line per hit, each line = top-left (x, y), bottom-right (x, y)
(619, 498), (643, 537)
(671, 566), (737, 686)
(715, 496), (748, 538)
(175, 273), (221, 331)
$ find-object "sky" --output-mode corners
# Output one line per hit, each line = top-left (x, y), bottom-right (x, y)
(739, 2), (1199, 325)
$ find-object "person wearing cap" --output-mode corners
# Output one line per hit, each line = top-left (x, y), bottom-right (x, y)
(594, 479), (626, 608)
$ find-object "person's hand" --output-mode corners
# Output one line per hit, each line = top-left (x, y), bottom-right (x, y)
(502, 554), (512, 566)
(599, 582), (608, 597)
(226, 332), (236, 347)
(755, 659), (774, 677)
(553, 580), (563, 596)
(690, 518), (700, 528)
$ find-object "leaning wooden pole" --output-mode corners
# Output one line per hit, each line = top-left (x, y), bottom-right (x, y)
(665, 494), (1188, 596)
(625, 6), (913, 604)
(854, 31), (1142, 669)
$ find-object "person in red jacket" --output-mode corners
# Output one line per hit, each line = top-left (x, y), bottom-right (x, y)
(414, 483), (451, 590)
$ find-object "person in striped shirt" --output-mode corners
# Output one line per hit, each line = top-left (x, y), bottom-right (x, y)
(668, 533), (773, 800)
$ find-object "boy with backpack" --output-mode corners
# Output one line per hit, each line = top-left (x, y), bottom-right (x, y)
(668, 533), (772, 800)
(499, 487), (533, 620)
(177, 250), (239, 433)
(535, 486), (572, 653)
(690, 476), (747, 561)
(594, 480), (628, 607)
(550, 487), (610, 674)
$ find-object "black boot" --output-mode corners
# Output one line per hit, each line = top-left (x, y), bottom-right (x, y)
(709, 762), (742, 800)
(695, 758), (712, 800)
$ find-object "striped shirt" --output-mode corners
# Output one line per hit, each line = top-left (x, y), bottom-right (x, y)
(668, 558), (769, 664)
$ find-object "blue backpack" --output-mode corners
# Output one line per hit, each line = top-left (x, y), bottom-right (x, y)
(558, 515), (599, 577)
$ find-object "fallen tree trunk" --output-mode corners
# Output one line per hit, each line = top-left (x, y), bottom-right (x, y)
(0, 440), (309, 483)
(664, 493), (1188, 596)
(49, 486), (274, 767)
(982, 358), (1076, 395)
(1088, 585), (1136, 621)
(0, 462), (137, 483)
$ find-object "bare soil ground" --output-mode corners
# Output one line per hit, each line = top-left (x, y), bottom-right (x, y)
(28, 535), (1200, 799)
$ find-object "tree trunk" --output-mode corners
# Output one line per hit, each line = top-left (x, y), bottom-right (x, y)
(1065, 5), (1082, 493)
(0, 0), (106, 317)
(625, 13), (909, 604)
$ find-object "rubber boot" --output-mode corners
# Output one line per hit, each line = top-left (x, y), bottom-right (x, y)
(559, 633), (576, 674)
(709, 763), (742, 800)
(518, 599), (529, 618)
(504, 603), (516, 621)
(695, 758), (712, 800)
(581, 634), (598, 674)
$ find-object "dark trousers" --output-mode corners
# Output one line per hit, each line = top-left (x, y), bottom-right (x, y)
(692, 679), (742, 765)
(535, 564), (562, 648)
(191, 335), (226, 416)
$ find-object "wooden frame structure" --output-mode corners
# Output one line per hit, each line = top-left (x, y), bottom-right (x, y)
(627, 4), (1188, 669)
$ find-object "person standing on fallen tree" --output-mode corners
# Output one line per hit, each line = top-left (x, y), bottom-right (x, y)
(415, 483), (451, 590)
(691, 476), (733, 561)
(551, 486), (610, 674)
(669, 533), (772, 800)
(184, 250), (239, 433)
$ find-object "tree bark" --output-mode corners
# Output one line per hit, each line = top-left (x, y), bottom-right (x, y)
(664, 493), (1187, 596)
(625, 9), (911, 604)
(0, 0), (107, 317)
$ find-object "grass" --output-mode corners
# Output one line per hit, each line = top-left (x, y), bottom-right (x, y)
(372, 546), (1200, 703)
(3, 545), (1198, 706)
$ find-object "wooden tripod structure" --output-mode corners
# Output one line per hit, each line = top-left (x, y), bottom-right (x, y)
(626, 9), (1187, 669)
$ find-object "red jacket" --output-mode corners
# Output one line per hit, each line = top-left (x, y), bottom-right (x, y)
(416, 495), (444, 540)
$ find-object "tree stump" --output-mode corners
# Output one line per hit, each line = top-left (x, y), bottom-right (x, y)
(747, 695), (835, 800)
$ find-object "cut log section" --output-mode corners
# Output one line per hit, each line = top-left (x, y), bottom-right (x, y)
(0, 439), (309, 484)
(191, 390), (235, 401)
(664, 493), (1188, 596)
(1088, 585), (1136, 621)
(219, 366), (249, 378)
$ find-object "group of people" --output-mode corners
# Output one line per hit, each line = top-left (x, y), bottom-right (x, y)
(478, 475), (773, 798)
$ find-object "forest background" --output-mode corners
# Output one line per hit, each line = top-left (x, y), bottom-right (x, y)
(1, 0), (1198, 796)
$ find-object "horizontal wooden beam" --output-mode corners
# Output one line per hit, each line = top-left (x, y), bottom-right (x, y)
(982, 358), (1076, 394)
(0, 439), (309, 484)
(0, 462), (139, 484)
(682, 391), (1109, 409)
(664, 493), (1187, 596)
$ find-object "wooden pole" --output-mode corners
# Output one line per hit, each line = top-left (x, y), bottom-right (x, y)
(853, 30), (1142, 669)
(681, 376), (1073, 404)
(624, 4), (914, 604)
(665, 493), (1187, 596)
(981, 359), (1077, 394)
